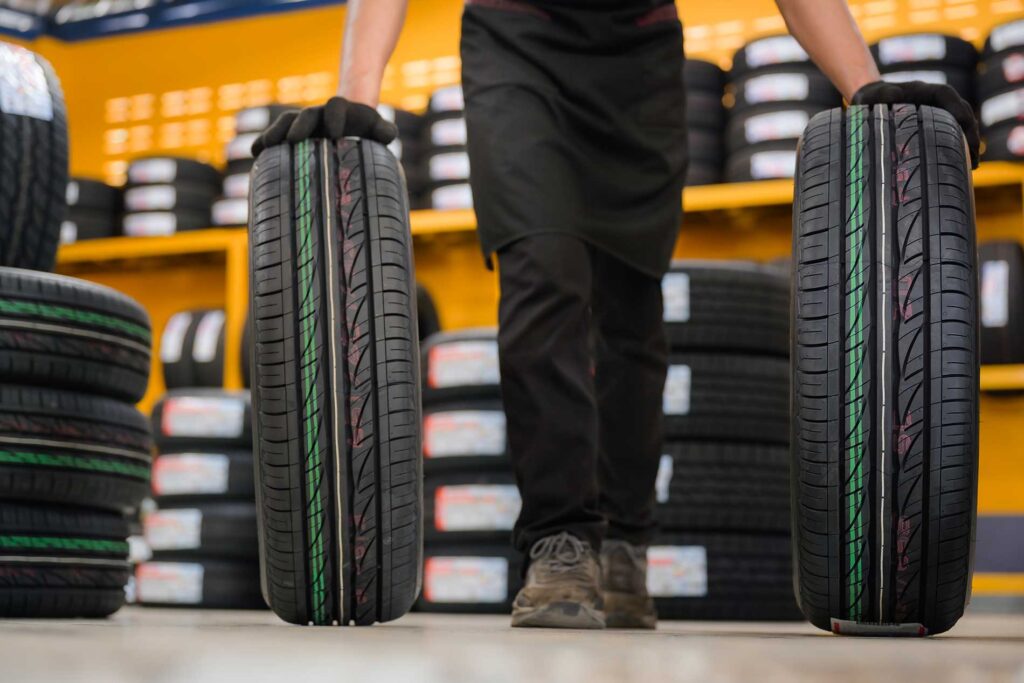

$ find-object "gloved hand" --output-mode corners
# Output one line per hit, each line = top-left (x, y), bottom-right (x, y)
(852, 81), (980, 169)
(251, 97), (398, 157)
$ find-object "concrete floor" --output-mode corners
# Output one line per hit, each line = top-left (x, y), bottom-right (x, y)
(0, 609), (1022, 683)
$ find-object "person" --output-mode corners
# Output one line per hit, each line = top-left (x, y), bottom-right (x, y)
(253, 0), (980, 630)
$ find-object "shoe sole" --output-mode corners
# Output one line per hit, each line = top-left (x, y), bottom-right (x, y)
(604, 591), (657, 630)
(511, 601), (606, 629)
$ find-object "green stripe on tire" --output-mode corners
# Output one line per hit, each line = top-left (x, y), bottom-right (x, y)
(0, 299), (149, 342)
(0, 536), (128, 554)
(0, 450), (150, 480)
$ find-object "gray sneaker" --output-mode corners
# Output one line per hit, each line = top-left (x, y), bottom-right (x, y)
(602, 539), (657, 629)
(511, 532), (606, 629)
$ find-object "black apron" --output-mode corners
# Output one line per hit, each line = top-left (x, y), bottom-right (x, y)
(460, 0), (688, 278)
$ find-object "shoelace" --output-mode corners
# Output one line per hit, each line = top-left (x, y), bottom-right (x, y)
(530, 532), (589, 574)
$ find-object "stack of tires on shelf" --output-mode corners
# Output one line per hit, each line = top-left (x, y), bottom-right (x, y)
(420, 85), (473, 210)
(0, 40), (156, 619)
(979, 240), (1024, 366)
(161, 308), (243, 390)
(979, 18), (1024, 162)
(379, 103), (428, 207)
(123, 156), (221, 237)
(136, 390), (263, 609)
(63, 178), (122, 244)
(683, 60), (727, 186)
(726, 35), (841, 183)
(871, 32), (977, 104)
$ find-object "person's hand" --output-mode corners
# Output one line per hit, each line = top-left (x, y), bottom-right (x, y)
(251, 97), (398, 157)
(852, 81), (980, 169)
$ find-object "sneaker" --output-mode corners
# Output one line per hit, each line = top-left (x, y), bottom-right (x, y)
(511, 532), (605, 629)
(601, 539), (657, 629)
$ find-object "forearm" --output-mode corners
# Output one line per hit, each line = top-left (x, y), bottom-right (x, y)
(774, 0), (879, 101)
(338, 0), (408, 106)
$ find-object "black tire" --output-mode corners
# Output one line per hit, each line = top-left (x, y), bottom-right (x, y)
(236, 105), (299, 134)
(190, 309), (226, 387)
(730, 65), (840, 113)
(978, 51), (1024, 100)
(249, 137), (422, 625)
(227, 158), (254, 177)
(725, 141), (798, 182)
(418, 545), (521, 614)
(127, 156), (221, 188)
(731, 35), (810, 78)
(378, 105), (425, 140)
(0, 44), (67, 272)
(422, 329), (500, 404)
(792, 105), (978, 636)
(688, 129), (722, 166)
(145, 502), (258, 560)
(423, 400), (508, 472)
(241, 311), (252, 389)
(63, 210), (118, 243)
(870, 33), (978, 71)
(136, 559), (265, 609)
(726, 103), (826, 154)
(160, 310), (198, 390)
(656, 442), (789, 533)
(0, 503), (130, 618)
(983, 18), (1024, 59)
(684, 59), (725, 93)
(661, 260), (789, 355)
(67, 177), (120, 212)
(978, 240), (1024, 365)
(983, 121), (1024, 162)
(685, 163), (721, 187)
(0, 386), (152, 512)
(880, 68), (976, 104)
(417, 283), (441, 342)
(123, 209), (210, 237)
(152, 450), (254, 501)
(686, 91), (725, 130)
(652, 533), (801, 621)
(212, 197), (248, 227)
(123, 183), (217, 213)
(425, 472), (518, 544)
(0, 268), (152, 401)
(151, 389), (252, 451)
(980, 88), (1024, 131)
(663, 354), (789, 444)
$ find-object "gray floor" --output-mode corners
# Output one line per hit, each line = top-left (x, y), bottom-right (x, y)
(1, 608), (1022, 683)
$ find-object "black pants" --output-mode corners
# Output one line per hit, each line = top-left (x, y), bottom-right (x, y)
(497, 233), (668, 557)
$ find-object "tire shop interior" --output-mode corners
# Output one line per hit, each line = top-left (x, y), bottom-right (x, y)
(0, 0), (1022, 681)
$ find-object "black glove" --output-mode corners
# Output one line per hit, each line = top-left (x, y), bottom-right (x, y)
(251, 97), (398, 157)
(852, 80), (980, 169)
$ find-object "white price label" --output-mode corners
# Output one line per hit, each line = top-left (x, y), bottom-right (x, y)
(981, 260), (1010, 328)
(981, 89), (1024, 128)
(881, 70), (947, 85)
(144, 509), (202, 551)
(662, 272), (690, 323)
(123, 212), (178, 237)
(435, 484), (521, 532)
(160, 312), (193, 364)
(136, 562), (204, 604)
(212, 197), (248, 226)
(153, 453), (231, 496)
(425, 557), (508, 603)
(655, 454), (673, 504)
(125, 185), (177, 212)
(663, 365), (692, 416)
(744, 110), (809, 145)
(128, 159), (177, 184)
(0, 44), (53, 121)
(425, 410), (506, 458)
(744, 36), (807, 69)
(227, 132), (258, 161)
(1003, 53), (1024, 86)
(1009, 126), (1024, 156)
(991, 19), (1024, 53)
(192, 310), (225, 363)
(66, 180), (79, 206)
(431, 117), (468, 146)
(161, 395), (246, 439)
(743, 73), (809, 104)
(223, 173), (250, 199)
(429, 152), (471, 181)
(432, 183), (474, 210)
(431, 85), (465, 112)
(878, 35), (946, 65)
(59, 221), (77, 245)
(236, 107), (272, 133)
(647, 546), (708, 597)
(428, 340), (500, 388)
(750, 150), (797, 180)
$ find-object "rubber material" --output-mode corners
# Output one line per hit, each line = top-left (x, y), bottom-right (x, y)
(792, 104), (978, 636)
(145, 502), (258, 560)
(417, 283), (442, 342)
(880, 67), (976, 104)
(685, 91), (725, 131)
(190, 309), (226, 388)
(983, 18), (1024, 59)
(249, 137), (422, 625)
(977, 51), (1024, 100)
(688, 130), (722, 166)
(67, 178), (120, 212)
(160, 310), (199, 390)
(685, 163), (721, 187)
(726, 103), (826, 153)
(683, 59), (725, 93)
(63, 210), (118, 242)
(136, 559), (265, 609)
(0, 267), (152, 401)
(978, 240), (1024, 365)
(870, 33), (978, 70)
(730, 65), (840, 113)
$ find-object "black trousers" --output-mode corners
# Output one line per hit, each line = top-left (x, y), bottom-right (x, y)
(497, 233), (668, 557)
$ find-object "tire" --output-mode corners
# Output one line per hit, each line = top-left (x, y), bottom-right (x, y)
(62, 210), (117, 243)
(428, 85), (464, 113)
(688, 129), (722, 166)
(978, 240), (1024, 365)
(145, 502), (258, 560)
(227, 133), (259, 163)
(123, 209), (210, 237)
(212, 197), (248, 227)
(685, 163), (721, 187)
(871, 33), (978, 71)
(0, 386), (152, 512)
(422, 329), (500, 404)
(0, 267), (151, 401)
(123, 183), (217, 213)
(683, 59), (725, 93)
(425, 472), (518, 543)
(730, 65), (840, 113)
(661, 260), (789, 355)
(152, 389), (251, 450)
(792, 104), (979, 636)
(423, 400), (508, 472)
(249, 137), (422, 625)
(726, 103), (826, 154)
(67, 178), (120, 213)
(136, 559), (265, 609)
(978, 51), (1024, 100)
(426, 148), (471, 183)
(984, 18), (1024, 59)
(731, 35), (810, 78)
(0, 503), (130, 618)
(0, 44), (67, 272)
(725, 141), (798, 182)
(983, 121), (1024, 162)
(227, 158), (254, 177)
(650, 533), (801, 621)
(979, 88), (1024, 131)
(160, 310), (198, 389)
(127, 157), (221, 188)
(241, 311), (252, 389)
(152, 450), (254, 501)
(417, 283), (441, 342)
(686, 91), (725, 131)
(663, 354), (789, 444)
(190, 309), (226, 387)
(418, 545), (521, 614)
(236, 105), (299, 134)
(880, 68), (975, 104)
(655, 442), (789, 533)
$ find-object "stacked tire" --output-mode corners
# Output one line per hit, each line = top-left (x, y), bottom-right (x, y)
(136, 389), (264, 609)
(652, 260), (800, 620)
(0, 268), (153, 617)
(979, 240), (1024, 365)
(683, 60), (726, 186)
(419, 330), (522, 613)
(123, 156), (220, 236)
(979, 18), (1024, 162)
(726, 35), (841, 182)
(160, 308), (231, 389)
(379, 104), (428, 206)
(421, 86), (473, 210)
(63, 177), (122, 244)
(871, 33), (977, 104)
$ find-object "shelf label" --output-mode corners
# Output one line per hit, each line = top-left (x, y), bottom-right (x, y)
(428, 340), (500, 388)
(431, 117), (468, 146)
(136, 562), (204, 605)
(144, 508), (202, 551)
(655, 454), (673, 504)
(745, 36), (807, 68)
(425, 410), (506, 458)
(647, 546), (708, 597)
(743, 73), (809, 104)
(425, 556), (508, 604)
(744, 110), (809, 145)
(192, 310), (225, 363)
(153, 452), (231, 496)
(432, 183), (473, 210)
(750, 150), (797, 180)
(878, 34), (946, 65)
(160, 311), (193, 364)
(435, 484), (521, 531)
(663, 364), (691, 416)
(662, 272), (690, 322)
(161, 395), (246, 439)
(981, 260), (1010, 328)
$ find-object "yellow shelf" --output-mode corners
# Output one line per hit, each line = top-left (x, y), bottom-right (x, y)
(981, 365), (1024, 392)
(58, 228), (247, 264)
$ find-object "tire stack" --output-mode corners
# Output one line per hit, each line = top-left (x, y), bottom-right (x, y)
(160, 308), (230, 389)
(421, 85), (473, 210)
(652, 260), (800, 620)
(683, 60), (726, 186)
(726, 35), (841, 183)
(379, 104), (428, 207)
(980, 18), (1024, 162)
(870, 33), (977, 105)
(123, 156), (220, 237)
(136, 389), (264, 609)
(979, 240), (1024, 365)
(213, 105), (296, 228)
(63, 177), (122, 244)
(418, 329), (523, 614)
(0, 268), (153, 618)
